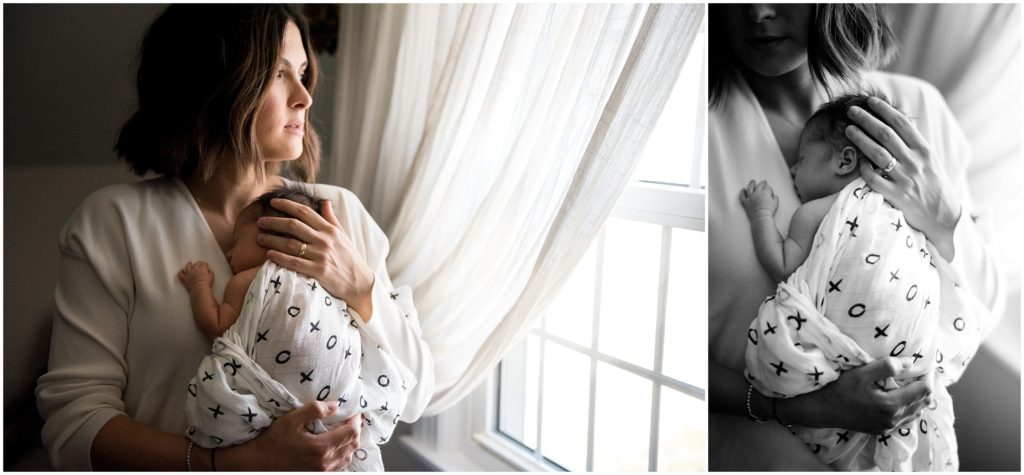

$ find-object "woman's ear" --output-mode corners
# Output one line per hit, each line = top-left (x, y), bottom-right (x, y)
(835, 146), (859, 176)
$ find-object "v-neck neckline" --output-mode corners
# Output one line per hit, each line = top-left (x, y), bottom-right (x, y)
(172, 177), (234, 273)
(734, 70), (826, 172)
(172, 175), (298, 267)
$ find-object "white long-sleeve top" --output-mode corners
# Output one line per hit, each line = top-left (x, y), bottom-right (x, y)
(35, 176), (435, 470)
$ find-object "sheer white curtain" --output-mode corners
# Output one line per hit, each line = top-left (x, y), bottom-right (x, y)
(326, 3), (704, 414)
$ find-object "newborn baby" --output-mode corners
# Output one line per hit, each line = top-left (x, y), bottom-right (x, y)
(738, 94), (956, 471)
(179, 185), (415, 471)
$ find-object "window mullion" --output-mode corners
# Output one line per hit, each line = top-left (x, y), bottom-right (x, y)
(648, 225), (672, 470)
(535, 328), (702, 396)
(585, 228), (604, 471)
(533, 336), (546, 462)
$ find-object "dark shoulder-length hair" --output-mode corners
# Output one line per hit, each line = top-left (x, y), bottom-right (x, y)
(115, 5), (321, 182)
(709, 4), (898, 109)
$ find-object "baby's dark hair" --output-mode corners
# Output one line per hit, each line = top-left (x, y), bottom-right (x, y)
(242, 184), (325, 223)
(804, 91), (901, 156)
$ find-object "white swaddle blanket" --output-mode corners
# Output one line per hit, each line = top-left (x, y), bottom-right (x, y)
(185, 262), (416, 471)
(744, 178), (983, 471)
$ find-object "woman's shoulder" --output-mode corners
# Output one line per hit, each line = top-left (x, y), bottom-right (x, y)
(304, 182), (362, 205)
(295, 180), (389, 255)
(75, 175), (179, 213)
(61, 176), (180, 247)
(862, 71), (945, 108)
(294, 180), (375, 223)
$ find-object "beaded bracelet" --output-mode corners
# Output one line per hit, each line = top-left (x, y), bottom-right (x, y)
(186, 441), (194, 472)
(746, 384), (766, 423)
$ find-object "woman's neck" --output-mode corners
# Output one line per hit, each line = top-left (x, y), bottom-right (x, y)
(742, 63), (819, 126)
(184, 162), (282, 220)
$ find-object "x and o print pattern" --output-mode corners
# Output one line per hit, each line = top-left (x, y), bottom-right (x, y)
(185, 262), (416, 471)
(744, 179), (983, 471)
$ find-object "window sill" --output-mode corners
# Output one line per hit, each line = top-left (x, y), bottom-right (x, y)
(396, 432), (524, 472)
(472, 431), (564, 472)
(614, 181), (705, 230)
(399, 379), (529, 472)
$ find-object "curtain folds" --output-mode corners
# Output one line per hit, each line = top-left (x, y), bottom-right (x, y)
(328, 3), (704, 415)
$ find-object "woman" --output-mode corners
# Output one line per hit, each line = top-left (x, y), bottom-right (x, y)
(707, 4), (1003, 470)
(35, 5), (434, 470)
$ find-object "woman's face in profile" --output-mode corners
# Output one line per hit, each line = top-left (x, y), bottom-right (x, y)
(721, 4), (812, 78)
(255, 21), (312, 162)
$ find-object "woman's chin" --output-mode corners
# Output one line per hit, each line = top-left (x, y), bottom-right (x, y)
(263, 152), (303, 163)
(739, 53), (808, 79)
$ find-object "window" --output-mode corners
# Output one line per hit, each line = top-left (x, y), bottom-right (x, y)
(400, 12), (707, 472)
(493, 16), (707, 472)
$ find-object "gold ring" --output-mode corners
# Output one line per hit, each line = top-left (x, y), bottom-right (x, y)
(299, 242), (307, 258)
(882, 158), (898, 174)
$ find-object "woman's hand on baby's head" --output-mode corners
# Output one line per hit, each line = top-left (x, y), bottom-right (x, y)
(178, 261), (214, 289)
(739, 180), (779, 220)
(845, 98), (960, 259)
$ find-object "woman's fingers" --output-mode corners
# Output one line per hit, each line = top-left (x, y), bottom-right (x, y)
(258, 216), (318, 245)
(324, 415), (361, 447)
(844, 124), (901, 172)
(321, 416), (361, 470)
(857, 357), (909, 382)
(846, 106), (915, 168)
(320, 200), (342, 227)
(886, 379), (931, 408)
(866, 96), (928, 151)
(285, 401), (338, 429)
(858, 160), (899, 194)
(267, 249), (317, 274)
(270, 198), (331, 232)
(258, 233), (318, 260)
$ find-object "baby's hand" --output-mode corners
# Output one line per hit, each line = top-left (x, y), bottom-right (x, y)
(179, 261), (214, 290)
(739, 180), (779, 220)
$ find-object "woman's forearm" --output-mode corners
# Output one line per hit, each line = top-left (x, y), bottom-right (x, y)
(709, 360), (772, 421)
(91, 415), (216, 470)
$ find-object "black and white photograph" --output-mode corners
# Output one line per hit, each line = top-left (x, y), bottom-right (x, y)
(4, 3), (707, 471)
(707, 3), (1021, 471)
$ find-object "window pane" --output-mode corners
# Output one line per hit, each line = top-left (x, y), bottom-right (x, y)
(663, 227), (707, 387)
(658, 386), (706, 471)
(539, 342), (590, 471)
(631, 21), (705, 187)
(545, 236), (597, 348)
(593, 362), (652, 471)
(598, 218), (660, 369)
(498, 334), (540, 449)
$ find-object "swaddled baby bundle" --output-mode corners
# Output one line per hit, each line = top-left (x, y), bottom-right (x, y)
(744, 178), (981, 471)
(185, 262), (416, 471)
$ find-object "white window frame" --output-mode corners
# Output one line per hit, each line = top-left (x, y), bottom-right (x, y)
(400, 14), (706, 471)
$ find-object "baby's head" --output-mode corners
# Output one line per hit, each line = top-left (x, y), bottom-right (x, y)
(226, 185), (325, 274)
(791, 92), (895, 202)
